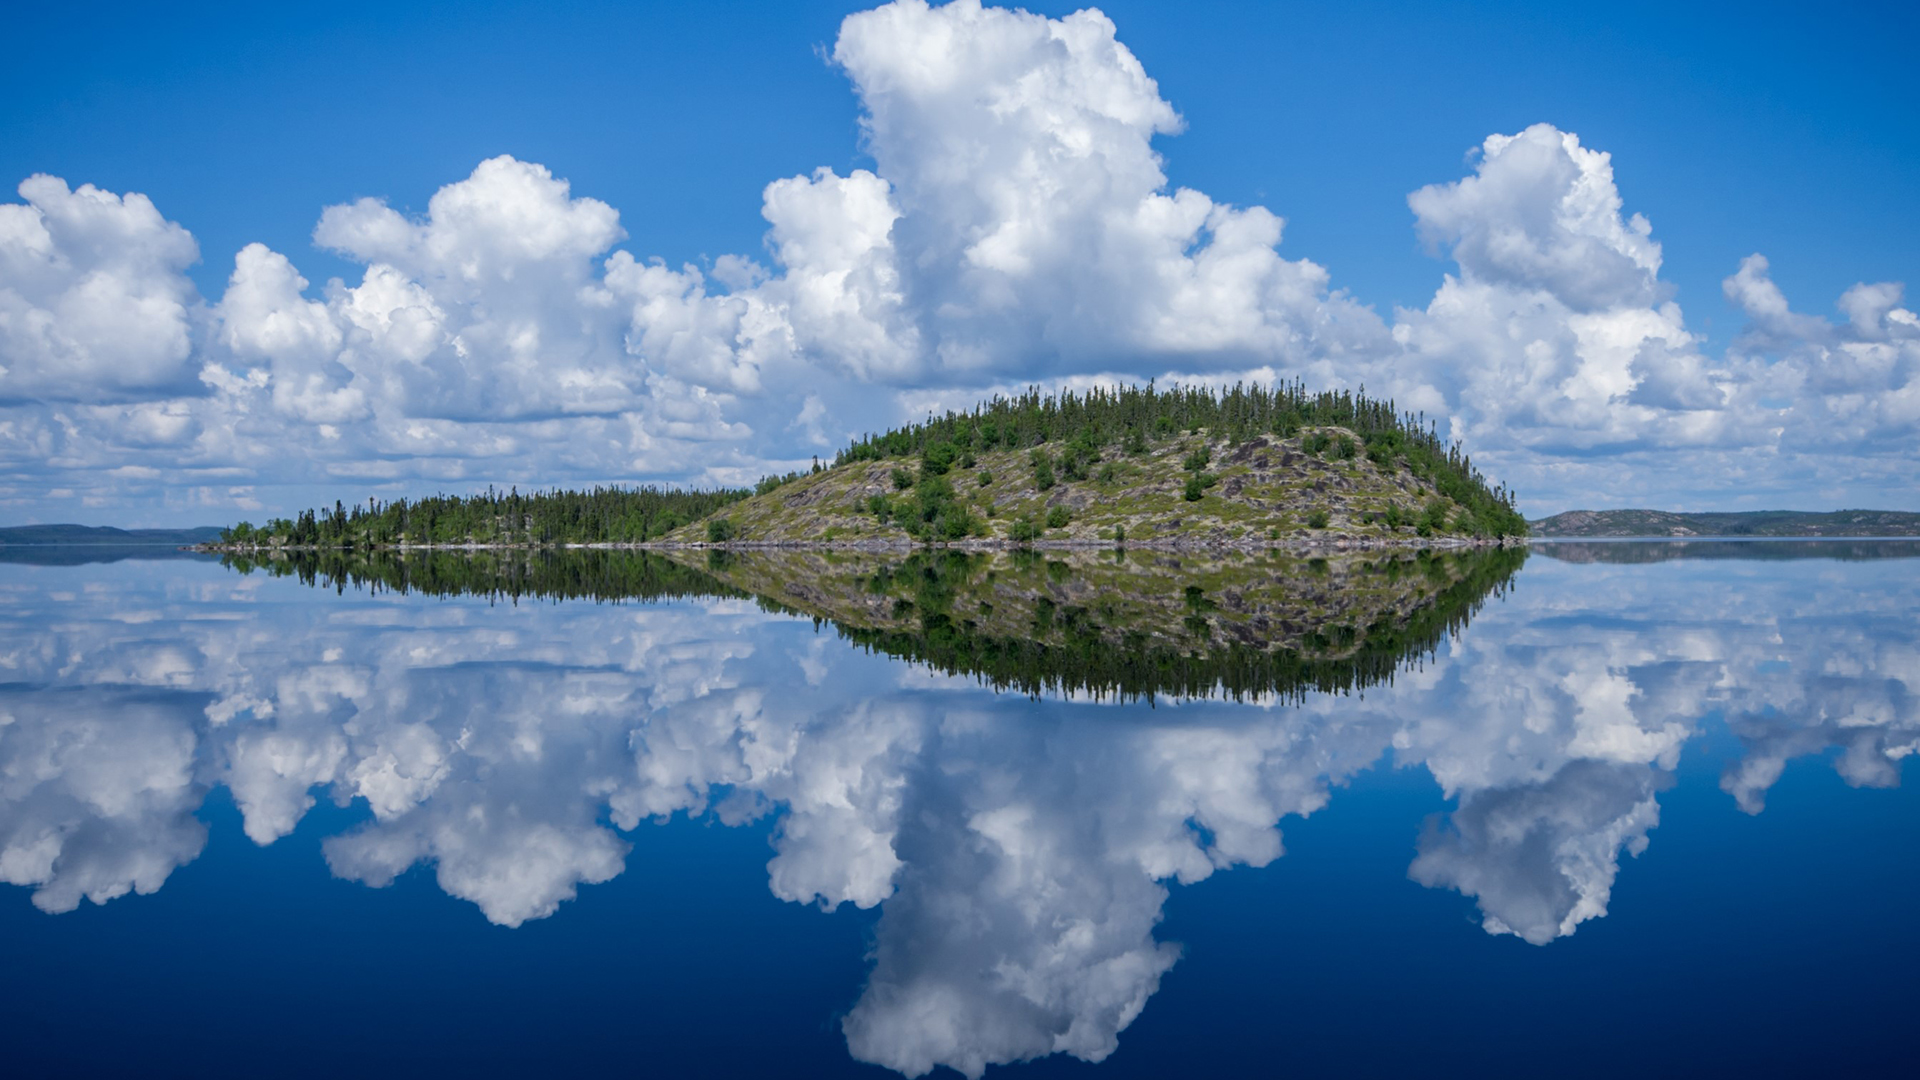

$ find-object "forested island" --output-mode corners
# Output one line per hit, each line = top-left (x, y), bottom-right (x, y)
(1530, 509), (1920, 538)
(207, 382), (1527, 552)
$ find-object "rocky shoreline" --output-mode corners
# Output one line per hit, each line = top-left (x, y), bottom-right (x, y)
(193, 534), (1523, 556)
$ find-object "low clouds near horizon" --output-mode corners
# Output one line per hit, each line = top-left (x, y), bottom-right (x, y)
(2, 0), (1915, 523)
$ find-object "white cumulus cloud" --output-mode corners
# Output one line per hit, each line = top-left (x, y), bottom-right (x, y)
(0, 0), (1913, 522)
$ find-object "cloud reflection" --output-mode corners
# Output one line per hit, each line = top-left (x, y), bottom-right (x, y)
(0, 547), (1913, 1076)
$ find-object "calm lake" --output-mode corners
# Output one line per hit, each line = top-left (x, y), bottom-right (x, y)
(2, 541), (1914, 1076)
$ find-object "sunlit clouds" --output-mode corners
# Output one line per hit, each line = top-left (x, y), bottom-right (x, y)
(2, 0), (1915, 522)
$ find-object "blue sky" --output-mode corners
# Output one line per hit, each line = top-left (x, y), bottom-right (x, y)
(3, 0), (1916, 524)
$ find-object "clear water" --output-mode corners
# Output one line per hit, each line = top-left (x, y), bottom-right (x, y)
(1, 542), (1914, 1077)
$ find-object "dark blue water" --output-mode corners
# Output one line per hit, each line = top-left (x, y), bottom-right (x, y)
(2, 544), (1914, 1076)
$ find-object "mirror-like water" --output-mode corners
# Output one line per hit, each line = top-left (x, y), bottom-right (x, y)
(1, 542), (1914, 1076)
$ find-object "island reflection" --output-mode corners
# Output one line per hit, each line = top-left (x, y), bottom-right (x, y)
(219, 545), (1527, 703)
(2, 543), (1914, 1077)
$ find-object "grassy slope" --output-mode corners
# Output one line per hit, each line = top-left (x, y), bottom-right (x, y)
(666, 427), (1470, 545)
(1530, 509), (1920, 537)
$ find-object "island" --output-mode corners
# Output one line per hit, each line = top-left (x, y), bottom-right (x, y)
(198, 383), (1528, 553)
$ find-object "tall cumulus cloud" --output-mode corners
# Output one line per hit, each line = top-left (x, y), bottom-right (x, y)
(1, 0), (1915, 518)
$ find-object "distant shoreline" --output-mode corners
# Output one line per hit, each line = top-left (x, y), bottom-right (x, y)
(1526, 535), (1920, 543)
(0, 541), (219, 547)
(1529, 508), (1920, 539)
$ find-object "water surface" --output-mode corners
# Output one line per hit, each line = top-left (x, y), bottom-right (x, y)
(2, 543), (1914, 1076)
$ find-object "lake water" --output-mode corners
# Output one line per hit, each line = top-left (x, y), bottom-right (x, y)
(2, 542), (1914, 1077)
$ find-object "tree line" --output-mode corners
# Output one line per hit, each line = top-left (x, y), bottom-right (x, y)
(219, 381), (1526, 547)
(220, 484), (755, 548)
(836, 380), (1527, 537)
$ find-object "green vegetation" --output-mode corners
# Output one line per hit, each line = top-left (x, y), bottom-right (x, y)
(1031, 449), (1056, 491)
(218, 485), (752, 548)
(218, 382), (1528, 551)
(832, 382), (1524, 537)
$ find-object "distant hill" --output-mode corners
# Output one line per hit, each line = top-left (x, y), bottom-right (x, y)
(1529, 509), (1920, 538)
(1536, 539), (1920, 563)
(0, 524), (226, 546)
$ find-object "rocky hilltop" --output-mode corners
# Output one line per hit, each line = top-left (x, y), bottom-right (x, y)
(666, 426), (1511, 548)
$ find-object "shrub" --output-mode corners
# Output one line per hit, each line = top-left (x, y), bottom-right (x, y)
(1421, 498), (1451, 534)
(1332, 436), (1356, 461)
(1009, 517), (1042, 543)
(1306, 509), (1330, 529)
(1183, 474), (1206, 502)
(706, 518), (736, 543)
(936, 507), (977, 540)
(914, 473), (956, 525)
(1098, 462), (1118, 484)
(1113, 523), (1127, 544)
(1125, 428), (1150, 455)
(1046, 505), (1071, 529)
(1302, 430), (1331, 456)
(1031, 450), (1056, 491)
(977, 468), (993, 487)
(1183, 445), (1212, 472)
(866, 494), (892, 522)
(891, 467), (914, 490)
(921, 441), (958, 475)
